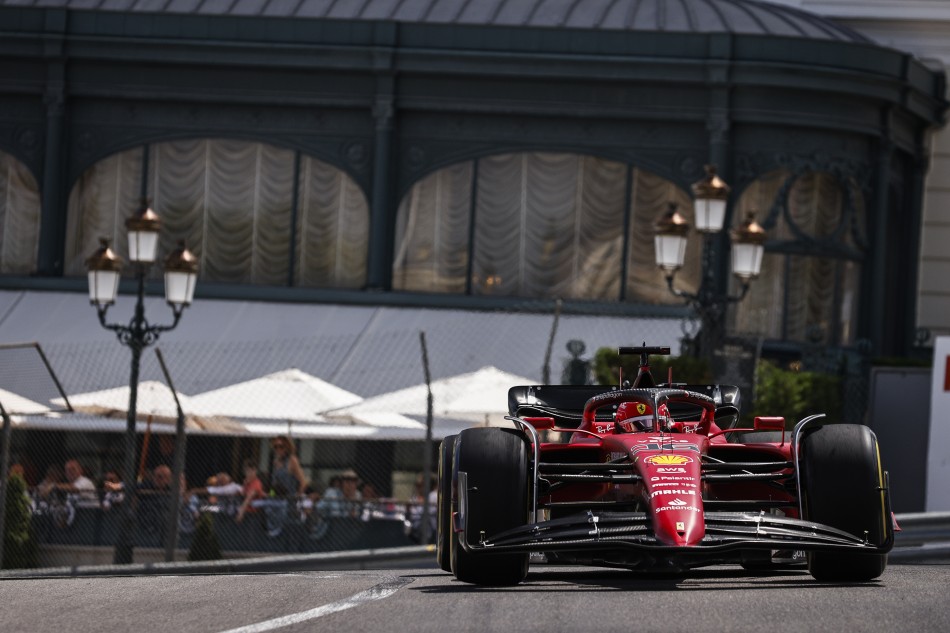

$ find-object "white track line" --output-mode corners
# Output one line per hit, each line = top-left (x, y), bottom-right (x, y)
(216, 576), (413, 633)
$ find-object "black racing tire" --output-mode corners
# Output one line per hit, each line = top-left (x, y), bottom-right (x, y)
(799, 424), (890, 582)
(436, 434), (457, 573)
(450, 427), (530, 586)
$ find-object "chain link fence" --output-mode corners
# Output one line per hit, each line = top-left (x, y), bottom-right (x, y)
(1, 307), (684, 569)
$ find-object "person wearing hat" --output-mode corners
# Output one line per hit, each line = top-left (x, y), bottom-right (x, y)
(317, 468), (363, 519)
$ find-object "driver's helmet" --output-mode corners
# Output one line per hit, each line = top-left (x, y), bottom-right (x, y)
(616, 402), (654, 432)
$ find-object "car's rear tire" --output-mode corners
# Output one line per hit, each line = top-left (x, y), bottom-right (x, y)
(436, 434), (457, 573)
(799, 423), (889, 581)
(450, 427), (530, 585)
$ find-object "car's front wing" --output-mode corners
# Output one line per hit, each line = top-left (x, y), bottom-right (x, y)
(458, 509), (894, 558)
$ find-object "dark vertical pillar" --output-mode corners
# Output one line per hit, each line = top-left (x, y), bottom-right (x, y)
(367, 93), (395, 290)
(903, 150), (928, 354)
(706, 69), (733, 359)
(288, 150), (302, 287)
(706, 36), (735, 304)
(366, 30), (396, 291)
(36, 74), (66, 276)
(618, 164), (633, 302)
(707, 111), (732, 301)
(869, 132), (894, 356)
(36, 10), (68, 276)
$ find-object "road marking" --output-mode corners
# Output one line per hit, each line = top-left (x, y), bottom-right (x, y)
(216, 576), (413, 633)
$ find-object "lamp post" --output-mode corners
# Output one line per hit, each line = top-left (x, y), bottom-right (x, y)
(653, 165), (766, 366)
(85, 199), (198, 565)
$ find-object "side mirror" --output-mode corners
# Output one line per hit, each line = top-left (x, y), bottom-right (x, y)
(523, 417), (556, 431)
(754, 416), (786, 445)
(754, 416), (785, 431)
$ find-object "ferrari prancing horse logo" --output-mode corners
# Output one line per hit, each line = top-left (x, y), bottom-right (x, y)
(644, 454), (694, 466)
(636, 403), (647, 415)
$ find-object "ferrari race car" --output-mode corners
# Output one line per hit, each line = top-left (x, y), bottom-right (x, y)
(436, 345), (894, 585)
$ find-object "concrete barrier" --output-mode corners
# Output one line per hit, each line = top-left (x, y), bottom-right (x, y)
(4, 511), (949, 578)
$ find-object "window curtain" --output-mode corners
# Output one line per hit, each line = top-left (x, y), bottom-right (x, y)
(64, 147), (144, 276)
(0, 151), (42, 274)
(64, 140), (368, 288)
(392, 152), (696, 303)
(731, 170), (862, 345)
(295, 154), (369, 288)
(625, 170), (698, 303)
(393, 161), (472, 293)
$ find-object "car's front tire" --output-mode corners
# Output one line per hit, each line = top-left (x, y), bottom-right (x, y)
(450, 427), (529, 585)
(799, 423), (890, 581)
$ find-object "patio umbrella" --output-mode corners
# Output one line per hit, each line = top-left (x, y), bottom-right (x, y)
(186, 368), (418, 438)
(326, 366), (535, 428)
(188, 368), (364, 421)
(49, 381), (244, 434)
(0, 388), (52, 415)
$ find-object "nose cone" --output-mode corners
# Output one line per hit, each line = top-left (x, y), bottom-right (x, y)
(634, 436), (706, 546)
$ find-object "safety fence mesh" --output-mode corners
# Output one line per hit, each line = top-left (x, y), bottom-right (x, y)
(0, 304), (876, 570)
(1, 308), (685, 568)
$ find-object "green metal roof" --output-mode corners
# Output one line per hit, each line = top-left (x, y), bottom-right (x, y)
(0, 0), (870, 42)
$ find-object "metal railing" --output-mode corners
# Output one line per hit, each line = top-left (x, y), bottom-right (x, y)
(893, 512), (950, 548)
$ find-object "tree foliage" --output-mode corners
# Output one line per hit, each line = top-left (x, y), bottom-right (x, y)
(592, 347), (843, 429)
(3, 473), (39, 569)
(749, 360), (842, 427)
(592, 347), (712, 387)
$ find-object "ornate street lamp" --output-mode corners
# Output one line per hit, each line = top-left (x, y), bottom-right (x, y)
(85, 199), (198, 565)
(653, 166), (766, 364)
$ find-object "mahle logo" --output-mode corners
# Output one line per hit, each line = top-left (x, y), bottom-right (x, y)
(644, 454), (694, 466)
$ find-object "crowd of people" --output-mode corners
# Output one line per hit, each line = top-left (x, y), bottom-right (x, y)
(6, 435), (439, 542)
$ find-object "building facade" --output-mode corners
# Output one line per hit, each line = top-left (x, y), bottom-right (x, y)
(770, 0), (950, 349)
(0, 0), (946, 364)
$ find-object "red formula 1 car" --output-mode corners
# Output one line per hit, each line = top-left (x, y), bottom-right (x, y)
(436, 345), (894, 585)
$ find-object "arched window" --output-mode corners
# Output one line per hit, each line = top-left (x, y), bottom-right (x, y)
(64, 140), (369, 288)
(731, 170), (865, 345)
(0, 150), (41, 275)
(393, 152), (697, 303)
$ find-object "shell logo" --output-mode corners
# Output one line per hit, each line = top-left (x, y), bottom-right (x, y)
(644, 454), (694, 466)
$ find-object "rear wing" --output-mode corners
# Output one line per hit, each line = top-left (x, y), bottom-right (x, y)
(507, 383), (742, 429)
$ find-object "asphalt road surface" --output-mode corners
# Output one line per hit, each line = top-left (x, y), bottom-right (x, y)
(2, 562), (948, 633)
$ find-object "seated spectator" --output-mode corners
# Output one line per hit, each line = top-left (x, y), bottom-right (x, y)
(359, 481), (380, 504)
(317, 469), (362, 519)
(102, 470), (125, 508)
(235, 460), (266, 523)
(193, 471), (244, 515)
(408, 473), (438, 543)
(8, 463), (26, 481)
(60, 459), (99, 508)
(178, 473), (202, 534)
(36, 464), (65, 501)
(136, 465), (173, 536)
(145, 464), (173, 492)
(206, 472), (243, 497)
